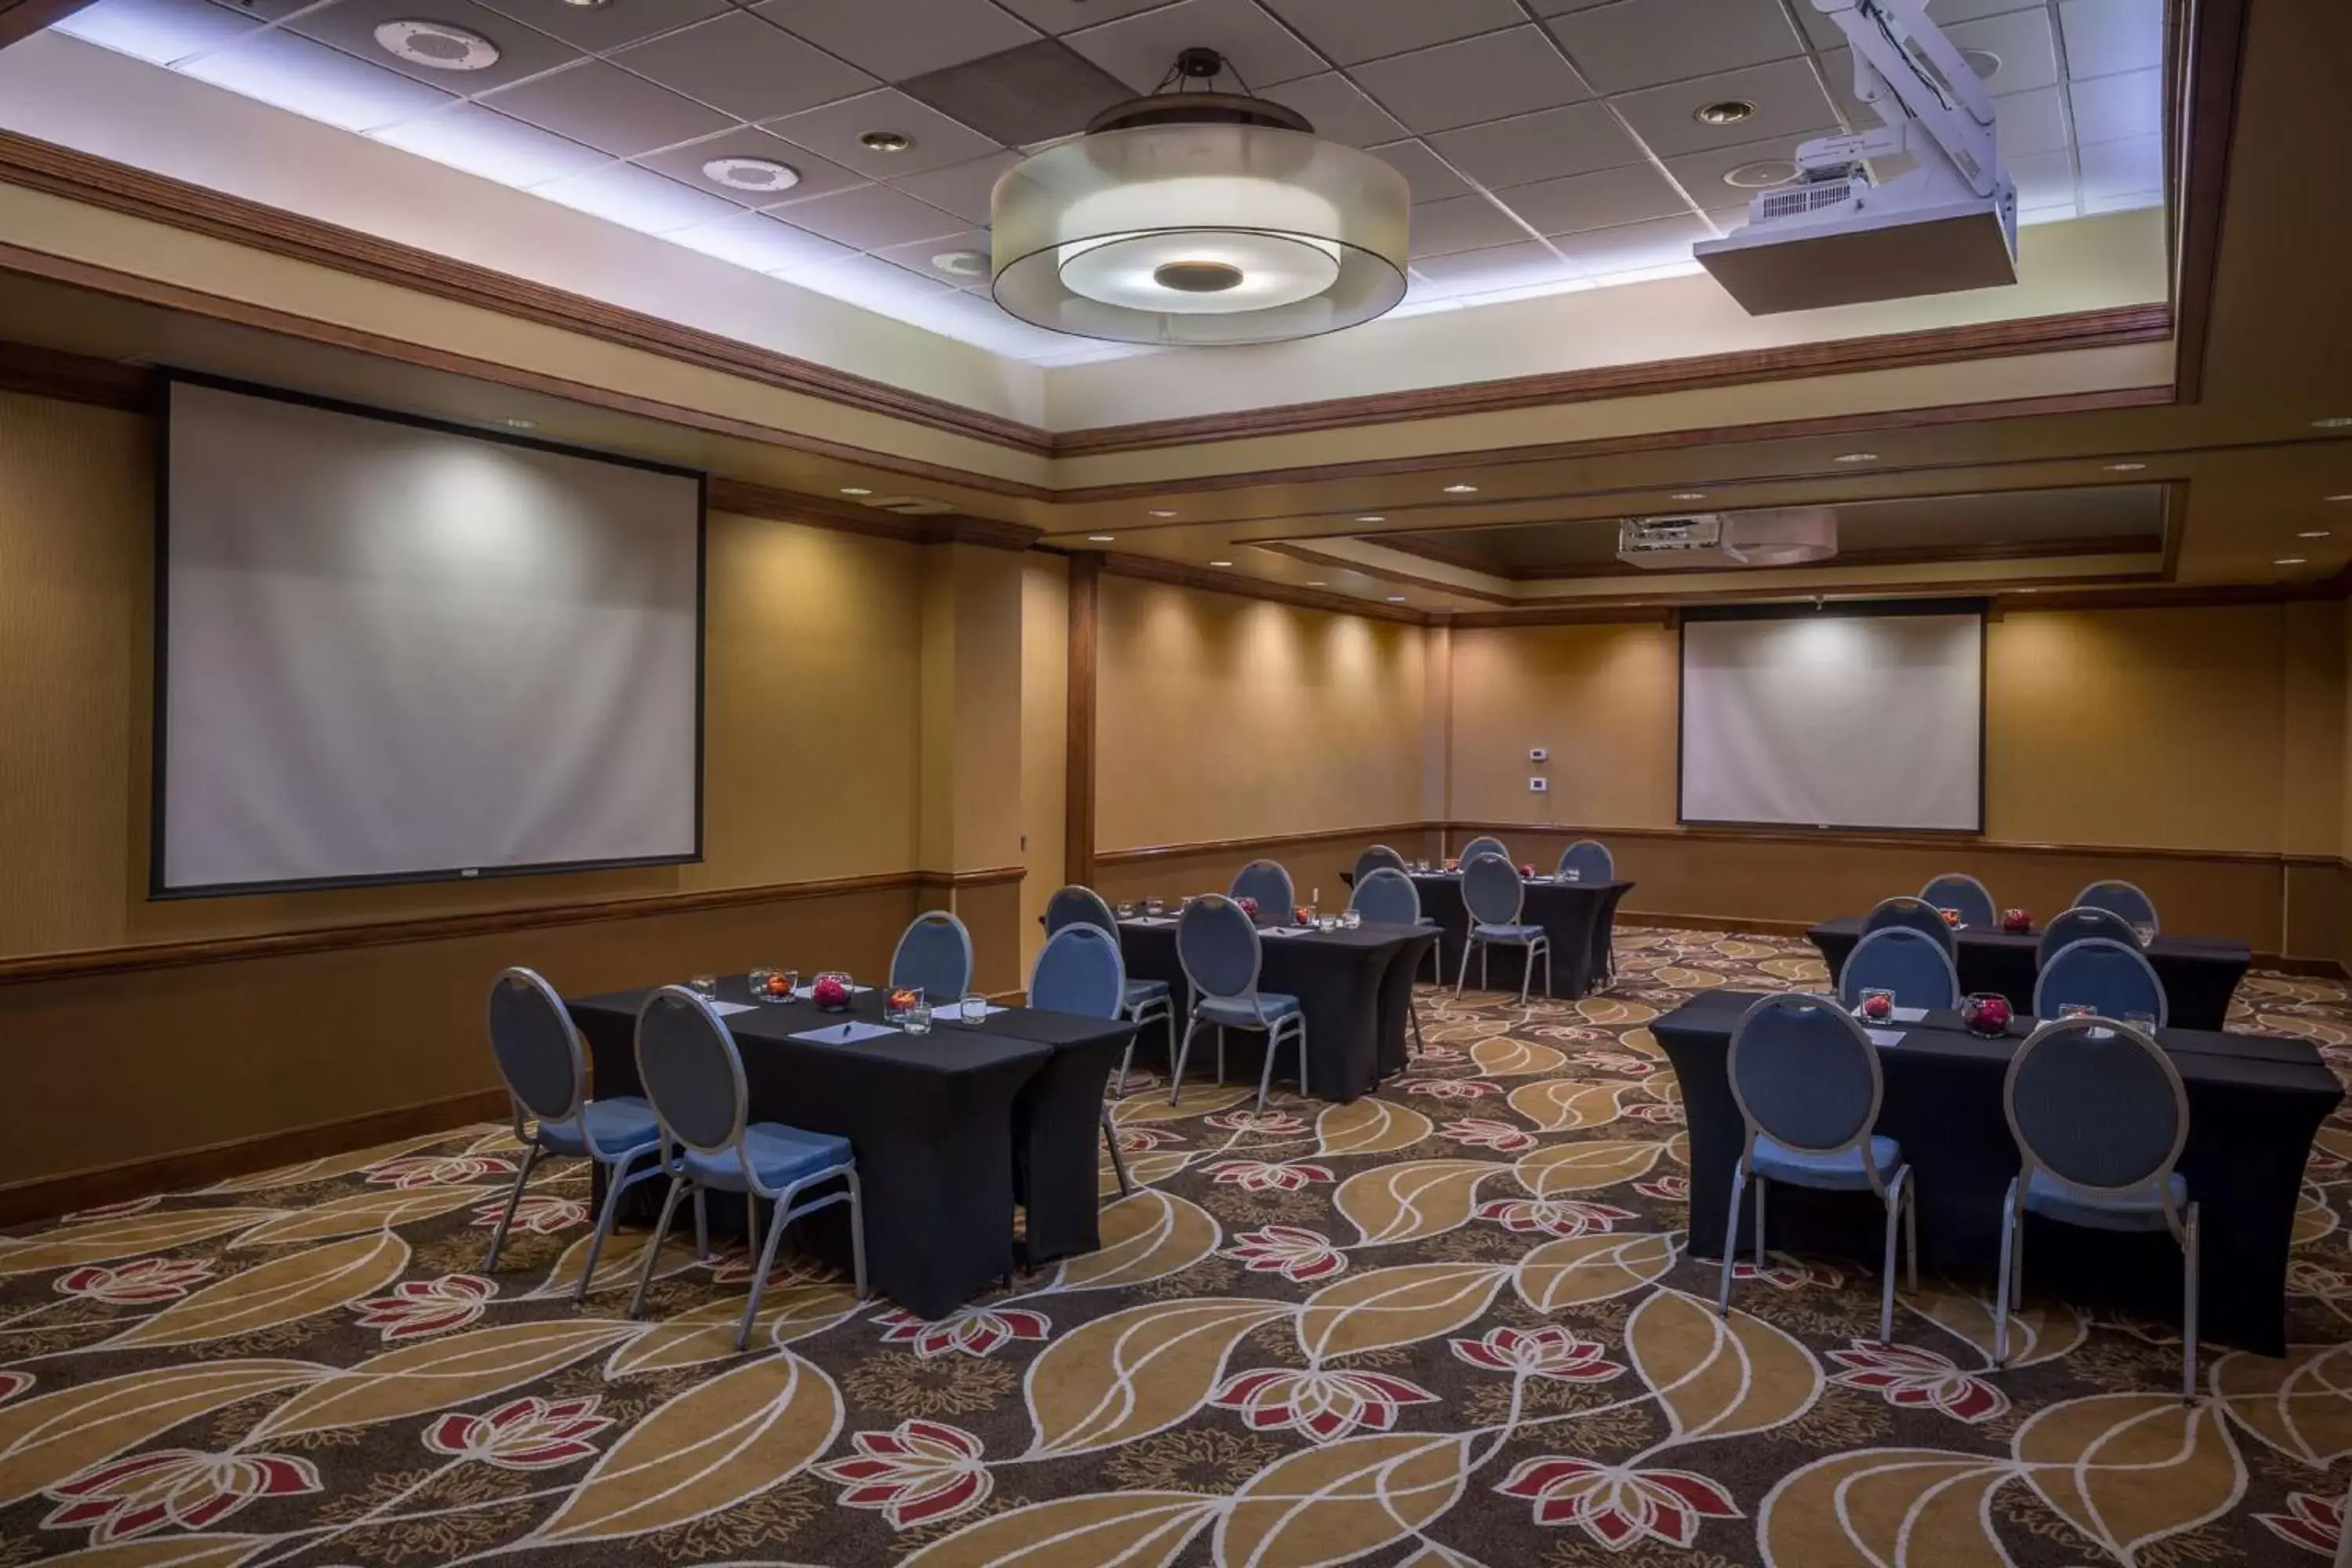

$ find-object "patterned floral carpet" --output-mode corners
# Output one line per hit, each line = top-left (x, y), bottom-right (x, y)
(4, 925), (2351, 1567)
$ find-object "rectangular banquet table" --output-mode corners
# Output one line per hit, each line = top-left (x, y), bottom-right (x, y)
(1113, 920), (1439, 1102)
(568, 976), (1132, 1318)
(1408, 872), (1634, 999)
(1809, 917), (2251, 1032)
(1653, 989), (2342, 1354)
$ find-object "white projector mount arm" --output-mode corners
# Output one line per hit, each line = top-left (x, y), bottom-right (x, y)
(1800, 0), (2010, 209)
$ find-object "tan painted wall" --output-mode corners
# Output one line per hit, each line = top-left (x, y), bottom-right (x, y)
(1018, 555), (1069, 973)
(1094, 576), (1426, 851)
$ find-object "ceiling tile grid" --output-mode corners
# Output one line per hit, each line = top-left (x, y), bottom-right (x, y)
(53, 0), (2167, 359)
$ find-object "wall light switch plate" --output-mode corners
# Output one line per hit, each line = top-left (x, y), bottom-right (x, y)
(1529, 777), (1549, 793)
(1529, 746), (1548, 763)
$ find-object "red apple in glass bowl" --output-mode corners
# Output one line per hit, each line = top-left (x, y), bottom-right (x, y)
(2001, 909), (2031, 934)
(1520, 862), (1537, 878)
(1293, 904), (1315, 926)
(1234, 896), (1261, 921)
(1959, 991), (2013, 1036)
(812, 972), (852, 1012)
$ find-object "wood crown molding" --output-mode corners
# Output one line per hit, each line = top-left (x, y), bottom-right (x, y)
(706, 477), (1039, 551)
(1095, 822), (1434, 868)
(1099, 550), (1428, 625)
(0, 869), (934, 987)
(1054, 304), (2173, 456)
(913, 866), (1028, 891)
(2168, 0), (2248, 404)
(1441, 818), (2307, 869)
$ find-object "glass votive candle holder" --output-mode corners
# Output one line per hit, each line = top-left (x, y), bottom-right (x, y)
(689, 975), (718, 999)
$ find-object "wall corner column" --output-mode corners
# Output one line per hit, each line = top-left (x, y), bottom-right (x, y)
(1065, 553), (1099, 891)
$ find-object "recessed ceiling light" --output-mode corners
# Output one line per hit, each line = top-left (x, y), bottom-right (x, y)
(930, 249), (988, 279)
(2328, 494), (2352, 503)
(1443, 483), (1479, 494)
(1306, 580), (1327, 586)
(1694, 100), (1756, 126)
(2314, 416), (2352, 430)
(2277, 557), (2308, 566)
(2017, 587), (2039, 593)
(1087, 534), (1115, 543)
(1209, 559), (1233, 567)
(1671, 492), (1707, 502)
(561, 0), (610, 8)
(374, 19), (499, 71)
(1387, 595), (1408, 603)
(500, 417), (535, 430)
(1148, 509), (1178, 518)
(840, 486), (872, 496)
(859, 130), (914, 154)
(1833, 451), (1879, 463)
(2300, 531), (2332, 539)
(1356, 514), (1385, 522)
(701, 156), (800, 194)
(2103, 461), (2147, 472)
(1722, 158), (1798, 190)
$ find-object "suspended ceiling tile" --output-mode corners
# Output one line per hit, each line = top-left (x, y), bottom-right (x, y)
(1407, 192), (1529, 259)
(534, 160), (743, 235)
(2078, 132), (2162, 205)
(1500, 160), (1693, 236)
(368, 102), (612, 187)
(1545, 0), (1803, 95)
(481, 59), (734, 158)
(2059, 0), (2165, 79)
(763, 86), (1004, 178)
(180, 26), (455, 133)
(1063, 0), (1327, 94)
(872, 227), (994, 289)
(896, 39), (1131, 147)
(1797, 0), (2045, 50)
(990, 0), (1174, 36)
(2070, 67), (2162, 145)
(1257, 72), (1408, 148)
(610, 11), (876, 123)
(1425, 101), (1645, 191)
(753, 0), (1043, 84)
(474, 0), (732, 54)
(1659, 128), (1834, 208)
(1410, 239), (1577, 292)
(633, 125), (866, 208)
(1350, 26), (1592, 136)
(1993, 84), (2069, 158)
(666, 209), (857, 273)
(771, 180), (968, 248)
(1553, 211), (1716, 276)
(287, 0), (582, 95)
(1945, 7), (2060, 96)
(1367, 139), (1475, 203)
(882, 148), (1023, 227)
(1256, 0), (1526, 68)
(1610, 57), (1838, 158)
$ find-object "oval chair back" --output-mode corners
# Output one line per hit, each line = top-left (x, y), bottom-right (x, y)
(1838, 927), (1962, 1010)
(1461, 853), (1526, 928)
(1558, 839), (1614, 883)
(2035, 905), (2140, 967)
(1728, 994), (1886, 1178)
(2006, 1015), (2187, 1206)
(633, 986), (749, 1157)
(2074, 879), (2159, 934)
(1044, 884), (1118, 938)
(1230, 859), (1295, 914)
(1919, 873), (1997, 929)
(1353, 844), (1408, 884)
(488, 967), (584, 1127)
(1177, 894), (1264, 1004)
(1349, 866), (1422, 926)
(2034, 937), (2168, 1025)
(1860, 894), (1957, 956)
(1458, 834), (1509, 868)
(891, 911), (974, 999)
(1029, 924), (1126, 1019)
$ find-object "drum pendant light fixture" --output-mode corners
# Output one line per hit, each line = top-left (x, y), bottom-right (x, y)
(990, 48), (1410, 347)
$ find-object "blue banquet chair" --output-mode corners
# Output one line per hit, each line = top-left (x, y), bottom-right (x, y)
(1229, 858), (1296, 915)
(2035, 905), (2141, 967)
(1171, 894), (1307, 1111)
(890, 910), (974, 1000)
(1837, 926), (1962, 1011)
(1353, 844), (1409, 884)
(1457, 834), (1510, 868)
(2034, 937), (2168, 1025)
(481, 967), (666, 1300)
(2073, 879), (2160, 935)
(1347, 867), (1437, 1049)
(1029, 924), (1134, 1199)
(1044, 884), (1174, 1097)
(1718, 993), (1917, 1343)
(629, 986), (865, 1349)
(1860, 894), (1958, 956)
(1557, 839), (1615, 884)
(1919, 872), (1998, 929)
(1998, 1015), (2198, 1398)
(1455, 853), (1552, 1004)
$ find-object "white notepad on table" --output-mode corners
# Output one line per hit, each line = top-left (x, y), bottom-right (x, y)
(1864, 1028), (1909, 1047)
(707, 1000), (757, 1017)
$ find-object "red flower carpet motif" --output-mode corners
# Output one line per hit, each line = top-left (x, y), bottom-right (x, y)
(1202, 1158), (1334, 1192)
(363, 1152), (517, 1189)
(470, 1192), (586, 1234)
(423, 1396), (613, 1469)
(1210, 1367), (1439, 1443)
(1828, 1338), (2009, 1423)
(55, 1257), (212, 1305)
(43, 1450), (320, 1544)
(1443, 1116), (1539, 1152)
(873, 1304), (1051, 1358)
(1496, 1457), (1743, 1549)
(1476, 1196), (1639, 1237)
(1221, 1224), (1348, 1282)
(351, 1273), (495, 1341)
(816, 1420), (992, 1530)
(2259, 1490), (2344, 1556)
(1450, 1325), (1623, 1381)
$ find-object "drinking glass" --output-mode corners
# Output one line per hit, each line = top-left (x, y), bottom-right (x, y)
(1115, 902), (1137, 919)
(961, 993), (989, 1022)
(1144, 897), (1165, 916)
(1341, 907), (1362, 929)
(2131, 922), (2157, 949)
(2058, 1003), (2096, 1020)
(779, 968), (800, 1000)
(903, 1001), (933, 1035)
(1414, 858), (1429, 873)
(690, 975), (718, 1000)
(1857, 986), (1896, 1021)
(1563, 867), (1581, 882)
(886, 985), (924, 1022)
(2123, 1011), (2159, 1035)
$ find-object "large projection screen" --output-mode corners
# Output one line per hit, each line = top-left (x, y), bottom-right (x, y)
(1679, 604), (1985, 832)
(157, 378), (704, 895)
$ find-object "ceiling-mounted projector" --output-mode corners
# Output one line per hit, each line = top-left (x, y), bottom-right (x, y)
(1617, 510), (1838, 569)
(1695, 0), (2017, 315)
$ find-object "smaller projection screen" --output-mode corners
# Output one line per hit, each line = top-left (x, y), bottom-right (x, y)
(1679, 603), (1985, 833)
(156, 377), (704, 895)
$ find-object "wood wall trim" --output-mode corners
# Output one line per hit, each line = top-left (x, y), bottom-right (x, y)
(0, 1), (96, 50)
(0, 132), (1056, 457)
(913, 866), (1027, 891)
(0, 1089), (510, 1228)
(1065, 554), (1100, 891)
(706, 477), (1040, 551)
(1095, 822), (1435, 868)
(1445, 818), (2303, 868)
(2169, 0), (2249, 404)
(0, 335), (148, 408)
(0, 870), (927, 987)
(1055, 305), (2175, 456)
(1100, 550), (1428, 625)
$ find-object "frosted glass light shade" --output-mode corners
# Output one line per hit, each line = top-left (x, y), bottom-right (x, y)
(992, 124), (1409, 346)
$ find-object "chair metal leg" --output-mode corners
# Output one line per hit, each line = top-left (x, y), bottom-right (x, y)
(1254, 1025), (1279, 1112)
(481, 1143), (541, 1272)
(1515, 942), (1531, 1005)
(1454, 938), (1474, 998)
(1112, 1016), (1138, 1099)
(1102, 1106), (1133, 1198)
(739, 1185), (794, 1352)
(2183, 1203), (2201, 1403)
(1167, 1016), (1202, 1104)
(628, 1174), (688, 1319)
(691, 1187), (710, 1264)
(1754, 1175), (1768, 1269)
(1406, 997), (1424, 1057)
(1215, 1026), (1226, 1086)
(1877, 1169), (1904, 1345)
(572, 1149), (639, 1304)
(1904, 1179), (1919, 1294)
(1482, 943), (1490, 992)
(847, 1167), (869, 1301)
(1992, 1180), (2019, 1366)
(1716, 1163), (1748, 1316)
(1296, 1020), (1308, 1100)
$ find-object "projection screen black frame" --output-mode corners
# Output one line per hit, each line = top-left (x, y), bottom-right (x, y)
(150, 370), (708, 898)
(1675, 597), (1990, 836)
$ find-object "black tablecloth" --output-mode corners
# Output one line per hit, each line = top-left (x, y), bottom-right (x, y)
(570, 978), (1129, 1318)
(1653, 989), (2341, 1354)
(1114, 921), (1436, 1102)
(1408, 873), (1635, 999)
(1810, 919), (2252, 1031)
